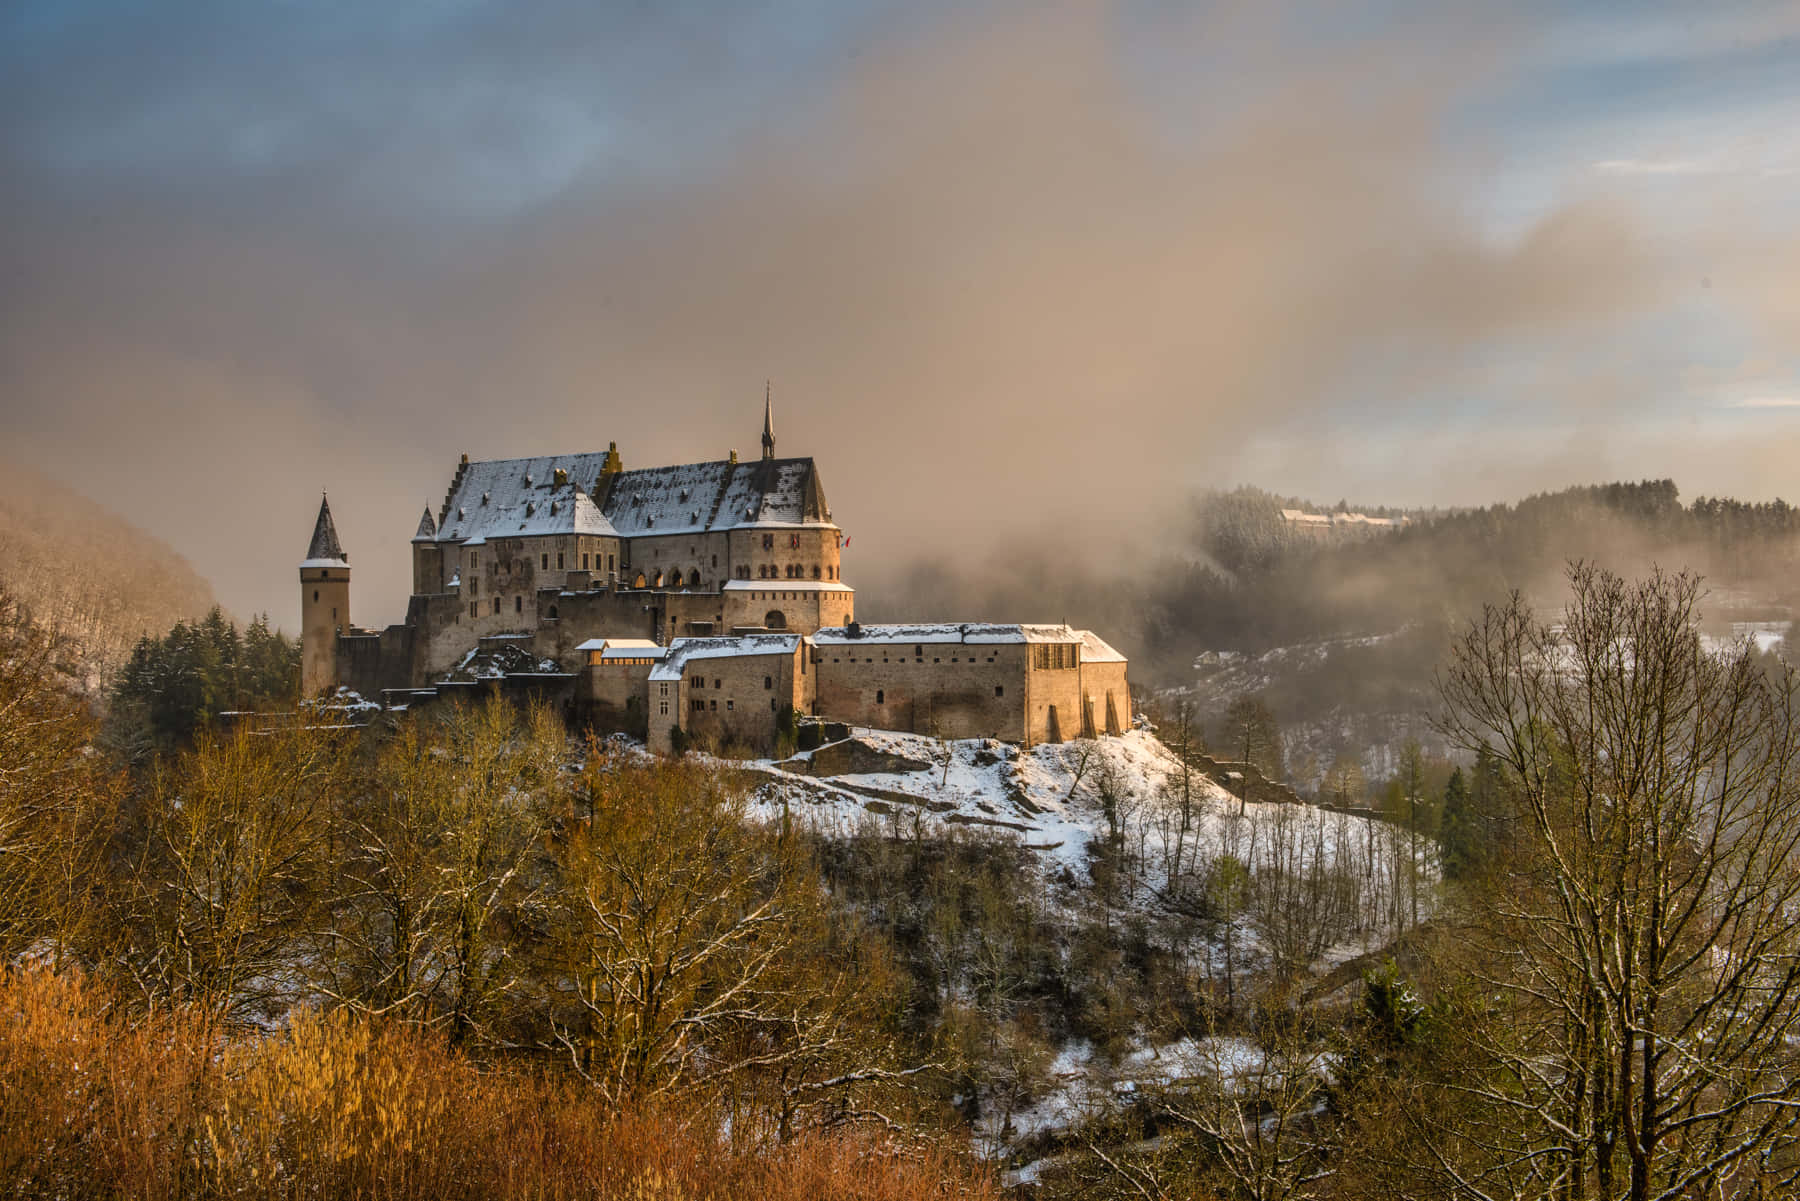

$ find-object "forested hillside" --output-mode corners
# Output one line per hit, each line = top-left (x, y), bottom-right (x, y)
(0, 458), (215, 684)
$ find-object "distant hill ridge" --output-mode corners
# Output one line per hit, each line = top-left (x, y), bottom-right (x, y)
(0, 459), (215, 682)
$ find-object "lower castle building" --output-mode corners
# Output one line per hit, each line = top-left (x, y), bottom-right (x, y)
(300, 402), (1129, 751)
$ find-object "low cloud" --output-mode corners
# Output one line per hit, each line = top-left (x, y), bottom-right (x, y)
(1, 1), (1795, 631)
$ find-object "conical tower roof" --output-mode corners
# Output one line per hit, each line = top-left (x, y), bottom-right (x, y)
(761, 383), (775, 460)
(411, 505), (437, 542)
(301, 494), (349, 567)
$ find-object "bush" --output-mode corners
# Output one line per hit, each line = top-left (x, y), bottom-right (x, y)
(0, 965), (999, 1201)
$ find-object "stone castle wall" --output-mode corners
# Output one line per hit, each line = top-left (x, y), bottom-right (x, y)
(815, 642), (1026, 741)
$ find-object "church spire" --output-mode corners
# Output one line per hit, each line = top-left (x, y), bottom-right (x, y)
(761, 382), (775, 460)
(303, 493), (348, 565)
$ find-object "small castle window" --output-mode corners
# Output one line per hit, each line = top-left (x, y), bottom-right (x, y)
(542, 554), (549, 570)
(995, 685), (1005, 697)
(726, 700), (733, 711)
(515, 595), (523, 613)
(714, 679), (722, 689)
(608, 554), (615, 572)
(812, 565), (821, 579)
(548, 605), (559, 620)
(770, 698), (778, 711)
(557, 553), (564, 569)
(493, 597), (501, 615)
(762, 534), (774, 550)
(763, 676), (773, 690)
(876, 690), (884, 704)
(710, 699), (717, 711)
(313, 590), (320, 602)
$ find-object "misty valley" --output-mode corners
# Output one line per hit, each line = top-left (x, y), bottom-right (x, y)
(8, 4), (1800, 1196)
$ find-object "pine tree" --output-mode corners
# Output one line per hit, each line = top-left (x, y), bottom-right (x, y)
(1438, 765), (1478, 880)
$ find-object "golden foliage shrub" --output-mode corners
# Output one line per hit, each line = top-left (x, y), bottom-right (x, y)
(0, 966), (997, 1201)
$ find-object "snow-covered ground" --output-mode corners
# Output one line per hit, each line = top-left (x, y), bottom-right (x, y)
(731, 727), (1404, 888)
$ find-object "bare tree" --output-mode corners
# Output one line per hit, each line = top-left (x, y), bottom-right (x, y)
(0, 587), (110, 964)
(546, 748), (910, 1133)
(1431, 564), (1800, 1200)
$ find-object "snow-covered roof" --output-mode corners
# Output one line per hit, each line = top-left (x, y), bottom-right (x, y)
(723, 580), (854, 594)
(434, 450), (831, 545)
(439, 477), (616, 544)
(1077, 630), (1127, 663)
(574, 636), (660, 652)
(812, 623), (1082, 647)
(648, 634), (802, 681)
(411, 506), (438, 542)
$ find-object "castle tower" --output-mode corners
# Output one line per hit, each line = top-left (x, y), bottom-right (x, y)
(299, 494), (351, 698)
(761, 383), (775, 460)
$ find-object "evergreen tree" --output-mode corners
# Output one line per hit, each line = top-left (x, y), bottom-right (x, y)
(106, 607), (299, 753)
(1438, 765), (1478, 880)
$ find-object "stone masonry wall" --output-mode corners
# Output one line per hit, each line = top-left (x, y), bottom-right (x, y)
(815, 642), (1028, 741)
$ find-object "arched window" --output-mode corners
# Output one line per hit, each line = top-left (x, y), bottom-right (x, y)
(689, 569), (701, 587)
(548, 605), (559, 620)
(633, 572), (647, 588)
(812, 564), (821, 579)
(764, 610), (787, 630)
(763, 675), (773, 690)
(653, 571), (664, 588)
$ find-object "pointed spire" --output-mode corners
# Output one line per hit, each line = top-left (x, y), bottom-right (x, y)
(412, 504), (437, 542)
(761, 381), (776, 460)
(302, 493), (348, 566)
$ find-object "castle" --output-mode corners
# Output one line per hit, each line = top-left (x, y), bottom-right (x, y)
(300, 401), (1130, 752)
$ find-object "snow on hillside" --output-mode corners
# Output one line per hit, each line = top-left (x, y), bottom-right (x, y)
(729, 728), (1408, 897)
(733, 729), (1206, 871)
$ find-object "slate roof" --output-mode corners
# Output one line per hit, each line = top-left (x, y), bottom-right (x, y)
(411, 506), (437, 542)
(301, 495), (348, 567)
(439, 479), (616, 546)
(433, 452), (831, 545)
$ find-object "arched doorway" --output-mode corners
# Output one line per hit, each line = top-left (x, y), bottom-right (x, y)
(764, 610), (787, 630)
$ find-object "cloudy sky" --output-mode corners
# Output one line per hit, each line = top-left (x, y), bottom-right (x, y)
(4, 0), (1800, 627)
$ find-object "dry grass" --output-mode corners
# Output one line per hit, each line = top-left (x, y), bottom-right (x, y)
(0, 966), (998, 1201)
